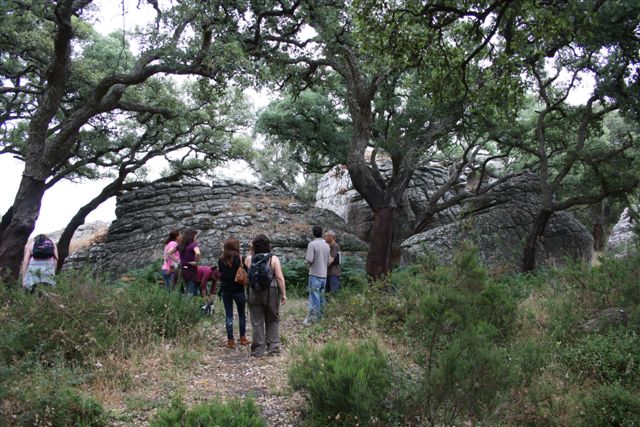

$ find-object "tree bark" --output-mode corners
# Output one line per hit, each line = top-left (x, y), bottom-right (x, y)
(521, 209), (553, 273)
(0, 206), (13, 238)
(591, 202), (604, 251)
(0, 175), (46, 282)
(366, 207), (395, 280)
(55, 190), (116, 273)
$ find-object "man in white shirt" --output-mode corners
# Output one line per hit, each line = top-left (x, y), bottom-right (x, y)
(304, 225), (330, 325)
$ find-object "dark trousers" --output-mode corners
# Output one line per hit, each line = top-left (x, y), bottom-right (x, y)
(221, 291), (247, 340)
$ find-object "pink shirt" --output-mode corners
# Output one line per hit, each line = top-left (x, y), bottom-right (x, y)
(162, 241), (180, 271)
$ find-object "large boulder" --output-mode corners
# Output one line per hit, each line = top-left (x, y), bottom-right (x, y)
(65, 180), (367, 276)
(606, 207), (638, 258)
(401, 173), (593, 272)
(315, 162), (461, 243)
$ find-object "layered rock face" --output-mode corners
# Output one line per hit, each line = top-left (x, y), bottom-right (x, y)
(47, 221), (109, 253)
(607, 208), (638, 258)
(66, 180), (366, 276)
(401, 173), (593, 272)
(315, 162), (461, 243)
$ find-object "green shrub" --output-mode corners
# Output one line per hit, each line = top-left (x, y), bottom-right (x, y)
(281, 255), (366, 296)
(289, 340), (391, 426)
(560, 329), (640, 386)
(1, 362), (107, 426)
(0, 271), (201, 365)
(577, 384), (640, 427)
(150, 396), (265, 427)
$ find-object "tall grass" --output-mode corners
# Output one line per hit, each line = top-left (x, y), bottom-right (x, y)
(0, 268), (203, 425)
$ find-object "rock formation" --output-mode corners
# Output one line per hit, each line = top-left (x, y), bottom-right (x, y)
(315, 162), (461, 243)
(65, 180), (367, 276)
(400, 173), (593, 272)
(606, 207), (638, 258)
(47, 221), (109, 253)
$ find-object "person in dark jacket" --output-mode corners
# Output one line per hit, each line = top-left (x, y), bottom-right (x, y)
(179, 228), (201, 296)
(218, 237), (249, 349)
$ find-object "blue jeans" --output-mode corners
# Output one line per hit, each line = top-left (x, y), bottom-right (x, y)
(161, 270), (175, 292)
(185, 279), (198, 297)
(308, 275), (326, 322)
(326, 275), (340, 293)
(222, 291), (247, 340)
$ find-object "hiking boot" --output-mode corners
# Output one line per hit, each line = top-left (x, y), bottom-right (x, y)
(239, 336), (250, 346)
(226, 339), (235, 349)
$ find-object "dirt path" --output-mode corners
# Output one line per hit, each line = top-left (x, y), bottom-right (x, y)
(107, 297), (310, 426)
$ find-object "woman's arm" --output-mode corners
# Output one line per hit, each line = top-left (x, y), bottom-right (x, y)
(272, 256), (286, 305)
(193, 246), (201, 264)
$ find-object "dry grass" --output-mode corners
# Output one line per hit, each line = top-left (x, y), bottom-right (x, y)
(84, 298), (309, 426)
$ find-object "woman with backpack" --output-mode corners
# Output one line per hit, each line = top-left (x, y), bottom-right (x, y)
(244, 234), (287, 358)
(21, 234), (58, 293)
(218, 237), (249, 349)
(161, 230), (181, 292)
(179, 228), (200, 296)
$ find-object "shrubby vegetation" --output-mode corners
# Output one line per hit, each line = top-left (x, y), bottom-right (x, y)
(281, 255), (367, 296)
(151, 396), (265, 427)
(0, 269), (202, 425)
(289, 340), (391, 426)
(2, 246), (640, 425)
(297, 246), (640, 426)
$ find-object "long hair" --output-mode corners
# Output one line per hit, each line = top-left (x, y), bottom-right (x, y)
(252, 234), (271, 254)
(164, 229), (179, 245)
(223, 236), (240, 267)
(180, 228), (197, 252)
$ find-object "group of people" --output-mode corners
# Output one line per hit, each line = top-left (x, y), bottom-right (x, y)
(19, 223), (342, 359)
(161, 229), (287, 358)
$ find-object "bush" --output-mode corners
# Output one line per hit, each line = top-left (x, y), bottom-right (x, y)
(577, 384), (640, 427)
(560, 329), (640, 386)
(150, 396), (265, 427)
(281, 255), (366, 296)
(289, 340), (391, 426)
(1, 362), (107, 426)
(0, 271), (201, 365)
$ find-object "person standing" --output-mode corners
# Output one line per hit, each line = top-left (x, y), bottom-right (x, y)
(304, 225), (330, 325)
(324, 229), (341, 294)
(245, 234), (286, 357)
(218, 237), (249, 349)
(161, 230), (181, 292)
(21, 234), (58, 294)
(179, 228), (200, 296)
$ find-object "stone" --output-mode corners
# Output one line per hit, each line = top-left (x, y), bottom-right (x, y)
(315, 162), (461, 243)
(606, 207), (638, 258)
(400, 173), (593, 272)
(580, 308), (628, 332)
(65, 180), (367, 276)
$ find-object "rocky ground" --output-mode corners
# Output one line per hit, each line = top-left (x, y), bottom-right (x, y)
(101, 298), (311, 426)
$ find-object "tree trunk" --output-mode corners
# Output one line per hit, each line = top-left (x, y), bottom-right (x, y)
(55, 198), (108, 273)
(366, 207), (395, 280)
(0, 206), (14, 238)
(521, 209), (553, 273)
(0, 175), (47, 282)
(591, 202), (604, 251)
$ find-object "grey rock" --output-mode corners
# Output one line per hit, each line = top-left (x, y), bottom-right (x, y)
(606, 207), (638, 258)
(65, 180), (367, 276)
(580, 308), (628, 332)
(315, 161), (461, 243)
(400, 173), (593, 272)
